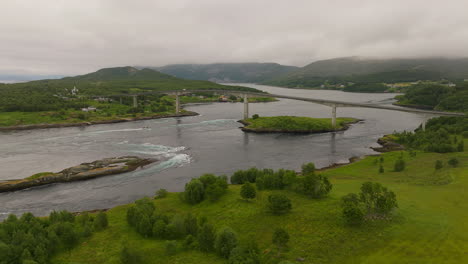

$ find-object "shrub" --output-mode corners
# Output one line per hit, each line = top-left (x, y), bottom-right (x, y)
(252, 114), (260, 119)
(272, 228), (290, 249)
(457, 141), (464, 152)
(228, 240), (260, 264)
(93, 212), (108, 231)
(198, 223), (216, 252)
(462, 131), (468, 138)
(435, 160), (444, 170)
(120, 245), (142, 264)
(448, 158), (459, 167)
(205, 184), (225, 202)
(165, 241), (178, 256)
(240, 182), (256, 200)
(152, 220), (167, 238)
(394, 158), (406, 172)
(301, 162), (316, 175)
(184, 179), (205, 204)
(184, 213), (198, 236)
(360, 182), (398, 215)
(215, 227), (238, 258)
(341, 194), (364, 226)
(267, 194), (292, 215)
(379, 164), (384, 173)
(155, 188), (168, 199)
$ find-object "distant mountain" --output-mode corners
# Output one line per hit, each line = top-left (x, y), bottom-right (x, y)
(141, 63), (299, 83)
(0, 74), (64, 83)
(64, 66), (175, 81)
(264, 57), (468, 88)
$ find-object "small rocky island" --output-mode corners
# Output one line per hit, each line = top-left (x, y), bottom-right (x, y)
(239, 116), (360, 133)
(0, 156), (155, 193)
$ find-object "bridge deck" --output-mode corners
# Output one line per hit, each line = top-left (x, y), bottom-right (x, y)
(99, 89), (465, 117)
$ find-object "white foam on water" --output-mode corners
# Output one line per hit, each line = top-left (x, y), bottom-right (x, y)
(90, 128), (144, 134)
(173, 119), (237, 127)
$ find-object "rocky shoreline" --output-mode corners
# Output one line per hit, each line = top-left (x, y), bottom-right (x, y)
(238, 119), (362, 134)
(0, 111), (198, 132)
(371, 135), (405, 152)
(0, 156), (156, 193)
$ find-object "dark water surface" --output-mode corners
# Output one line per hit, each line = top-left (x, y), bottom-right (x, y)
(0, 84), (426, 218)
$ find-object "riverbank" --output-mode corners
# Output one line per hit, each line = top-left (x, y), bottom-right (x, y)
(0, 156), (156, 193)
(239, 116), (360, 133)
(0, 111), (198, 131)
(50, 141), (468, 264)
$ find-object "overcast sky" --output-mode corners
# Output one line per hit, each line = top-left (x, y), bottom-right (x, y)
(2, 0), (468, 76)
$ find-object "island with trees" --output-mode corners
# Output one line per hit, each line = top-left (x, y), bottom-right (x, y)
(239, 115), (359, 133)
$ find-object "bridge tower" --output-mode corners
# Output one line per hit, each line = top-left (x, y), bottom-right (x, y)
(175, 92), (180, 114)
(132, 95), (138, 108)
(243, 94), (249, 120)
(331, 105), (337, 129)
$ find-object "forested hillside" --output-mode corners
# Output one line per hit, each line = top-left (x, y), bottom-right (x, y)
(263, 57), (468, 89)
(0, 67), (258, 112)
(145, 63), (298, 83)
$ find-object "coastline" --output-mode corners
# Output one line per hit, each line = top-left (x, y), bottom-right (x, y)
(0, 156), (157, 193)
(0, 111), (199, 132)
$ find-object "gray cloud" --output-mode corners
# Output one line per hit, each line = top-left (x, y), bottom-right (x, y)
(1, 0), (468, 75)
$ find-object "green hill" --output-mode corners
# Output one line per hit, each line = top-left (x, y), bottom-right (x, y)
(144, 63), (299, 83)
(0, 67), (260, 112)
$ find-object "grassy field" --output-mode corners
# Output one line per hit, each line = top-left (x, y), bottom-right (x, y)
(51, 138), (468, 264)
(242, 116), (357, 132)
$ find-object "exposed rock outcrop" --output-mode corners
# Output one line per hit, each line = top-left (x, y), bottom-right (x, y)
(0, 156), (156, 193)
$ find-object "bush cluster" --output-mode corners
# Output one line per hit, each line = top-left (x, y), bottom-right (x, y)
(341, 182), (398, 226)
(183, 174), (228, 204)
(0, 210), (107, 264)
(230, 163), (332, 199)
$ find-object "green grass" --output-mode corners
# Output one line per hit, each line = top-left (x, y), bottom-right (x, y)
(26, 172), (55, 180)
(242, 116), (357, 132)
(51, 139), (468, 264)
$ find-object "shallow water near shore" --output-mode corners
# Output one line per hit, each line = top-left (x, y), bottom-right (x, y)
(0, 84), (427, 219)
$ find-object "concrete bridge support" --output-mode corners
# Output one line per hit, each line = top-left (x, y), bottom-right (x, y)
(422, 117), (426, 131)
(132, 95), (138, 108)
(175, 93), (180, 114)
(119, 97), (123, 104)
(331, 105), (337, 129)
(243, 94), (249, 120)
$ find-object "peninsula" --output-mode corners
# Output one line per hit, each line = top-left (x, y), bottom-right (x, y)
(0, 156), (155, 193)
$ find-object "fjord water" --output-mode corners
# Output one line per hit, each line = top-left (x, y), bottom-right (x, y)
(0, 84), (426, 218)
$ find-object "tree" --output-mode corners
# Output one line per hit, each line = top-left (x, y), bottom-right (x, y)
(184, 179), (205, 204)
(93, 212), (108, 231)
(457, 141), (464, 152)
(272, 228), (289, 249)
(228, 240), (260, 264)
(341, 194), (364, 226)
(184, 213), (198, 236)
(394, 158), (405, 172)
(435, 160), (444, 170)
(240, 182), (256, 200)
(198, 223), (216, 252)
(215, 227), (238, 258)
(136, 215), (152, 237)
(379, 164), (384, 173)
(267, 194), (292, 215)
(301, 162), (315, 175)
(359, 182), (397, 216)
(165, 241), (178, 256)
(152, 220), (167, 239)
(448, 158), (459, 167)
(298, 174), (332, 198)
(155, 188), (168, 199)
(205, 184), (225, 202)
(120, 245), (142, 264)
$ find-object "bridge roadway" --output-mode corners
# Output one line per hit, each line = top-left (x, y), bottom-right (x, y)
(100, 89), (465, 130)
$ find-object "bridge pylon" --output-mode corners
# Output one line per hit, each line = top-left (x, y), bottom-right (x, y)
(243, 94), (249, 120)
(331, 105), (337, 129)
